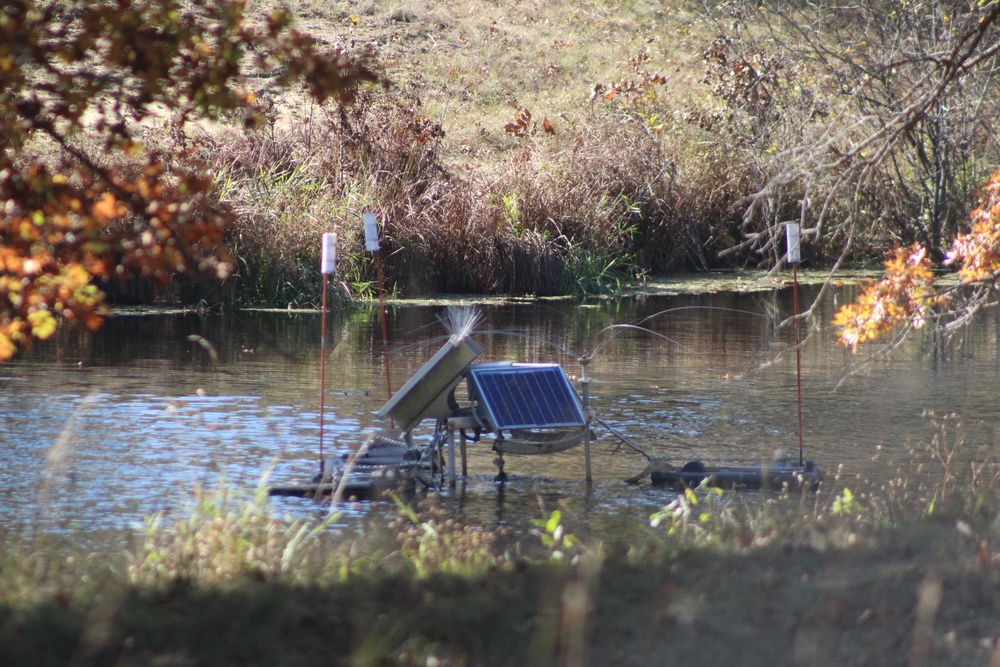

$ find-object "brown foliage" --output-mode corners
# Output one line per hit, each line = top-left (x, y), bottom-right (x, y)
(204, 78), (767, 301)
(715, 0), (1000, 267)
(0, 0), (381, 359)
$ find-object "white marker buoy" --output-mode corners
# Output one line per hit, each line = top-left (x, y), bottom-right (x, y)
(318, 232), (337, 474)
(363, 213), (394, 407)
(787, 223), (805, 466)
(786, 223), (801, 264)
(321, 232), (338, 274)
(363, 213), (380, 252)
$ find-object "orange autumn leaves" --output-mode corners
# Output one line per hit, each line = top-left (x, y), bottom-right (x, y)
(0, 264), (100, 361)
(946, 171), (1000, 284)
(0, 0), (380, 361)
(0, 158), (231, 361)
(834, 169), (1000, 350)
(1, 169), (114, 360)
(832, 244), (943, 351)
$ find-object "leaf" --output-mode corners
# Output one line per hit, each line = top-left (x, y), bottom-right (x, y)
(832, 244), (945, 350)
(27, 310), (57, 340)
(504, 108), (533, 136)
(546, 509), (562, 534)
(945, 170), (1000, 282)
(0, 331), (16, 361)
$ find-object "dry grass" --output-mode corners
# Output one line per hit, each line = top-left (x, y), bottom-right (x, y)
(169, 0), (763, 304)
(5, 437), (1000, 665)
(77, 0), (1000, 305)
(202, 84), (761, 301)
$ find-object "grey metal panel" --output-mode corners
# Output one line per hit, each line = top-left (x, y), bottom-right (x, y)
(377, 335), (482, 432)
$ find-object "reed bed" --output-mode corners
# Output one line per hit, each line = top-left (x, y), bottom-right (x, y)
(18, 1), (1000, 307)
(199, 0), (998, 307)
(198, 85), (764, 306)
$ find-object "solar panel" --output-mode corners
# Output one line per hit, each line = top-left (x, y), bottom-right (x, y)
(468, 364), (586, 431)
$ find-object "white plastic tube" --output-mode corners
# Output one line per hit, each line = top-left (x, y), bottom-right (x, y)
(321, 232), (337, 274)
(363, 213), (380, 252)
(786, 223), (801, 264)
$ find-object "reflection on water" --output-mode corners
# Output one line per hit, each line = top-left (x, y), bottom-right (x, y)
(2, 284), (999, 539)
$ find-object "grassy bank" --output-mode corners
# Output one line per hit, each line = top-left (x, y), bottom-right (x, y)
(103, 0), (1000, 307)
(4, 421), (1000, 666)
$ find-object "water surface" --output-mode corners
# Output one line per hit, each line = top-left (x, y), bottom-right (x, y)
(2, 281), (998, 540)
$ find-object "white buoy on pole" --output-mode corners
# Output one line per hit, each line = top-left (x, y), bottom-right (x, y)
(786, 223), (805, 467)
(364, 213), (393, 403)
(319, 232), (337, 473)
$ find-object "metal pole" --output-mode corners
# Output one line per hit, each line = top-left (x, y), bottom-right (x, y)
(793, 262), (804, 467)
(460, 430), (468, 477)
(319, 273), (328, 475)
(319, 232), (337, 476)
(375, 251), (393, 401)
(448, 426), (457, 487)
(580, 356), (593, 483)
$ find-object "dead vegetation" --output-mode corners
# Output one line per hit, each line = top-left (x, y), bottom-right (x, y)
(160, 0), (999, 306)
(22, 0), (996, 306)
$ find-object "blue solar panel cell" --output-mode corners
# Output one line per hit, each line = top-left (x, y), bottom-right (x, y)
(468, 364), (585, 430)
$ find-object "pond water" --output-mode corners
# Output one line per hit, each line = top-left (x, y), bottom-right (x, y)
(2, 276), (999, 541)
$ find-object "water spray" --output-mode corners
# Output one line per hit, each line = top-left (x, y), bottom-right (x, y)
(471, 307), (775, 467)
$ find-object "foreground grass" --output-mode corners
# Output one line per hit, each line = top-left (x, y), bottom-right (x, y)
(4, 434), (1000, 666)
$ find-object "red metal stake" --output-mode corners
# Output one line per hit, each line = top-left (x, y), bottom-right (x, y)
(792, 262), (804, 467)
(375, 251), (393, 402)
(319, 273), (329, 474)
